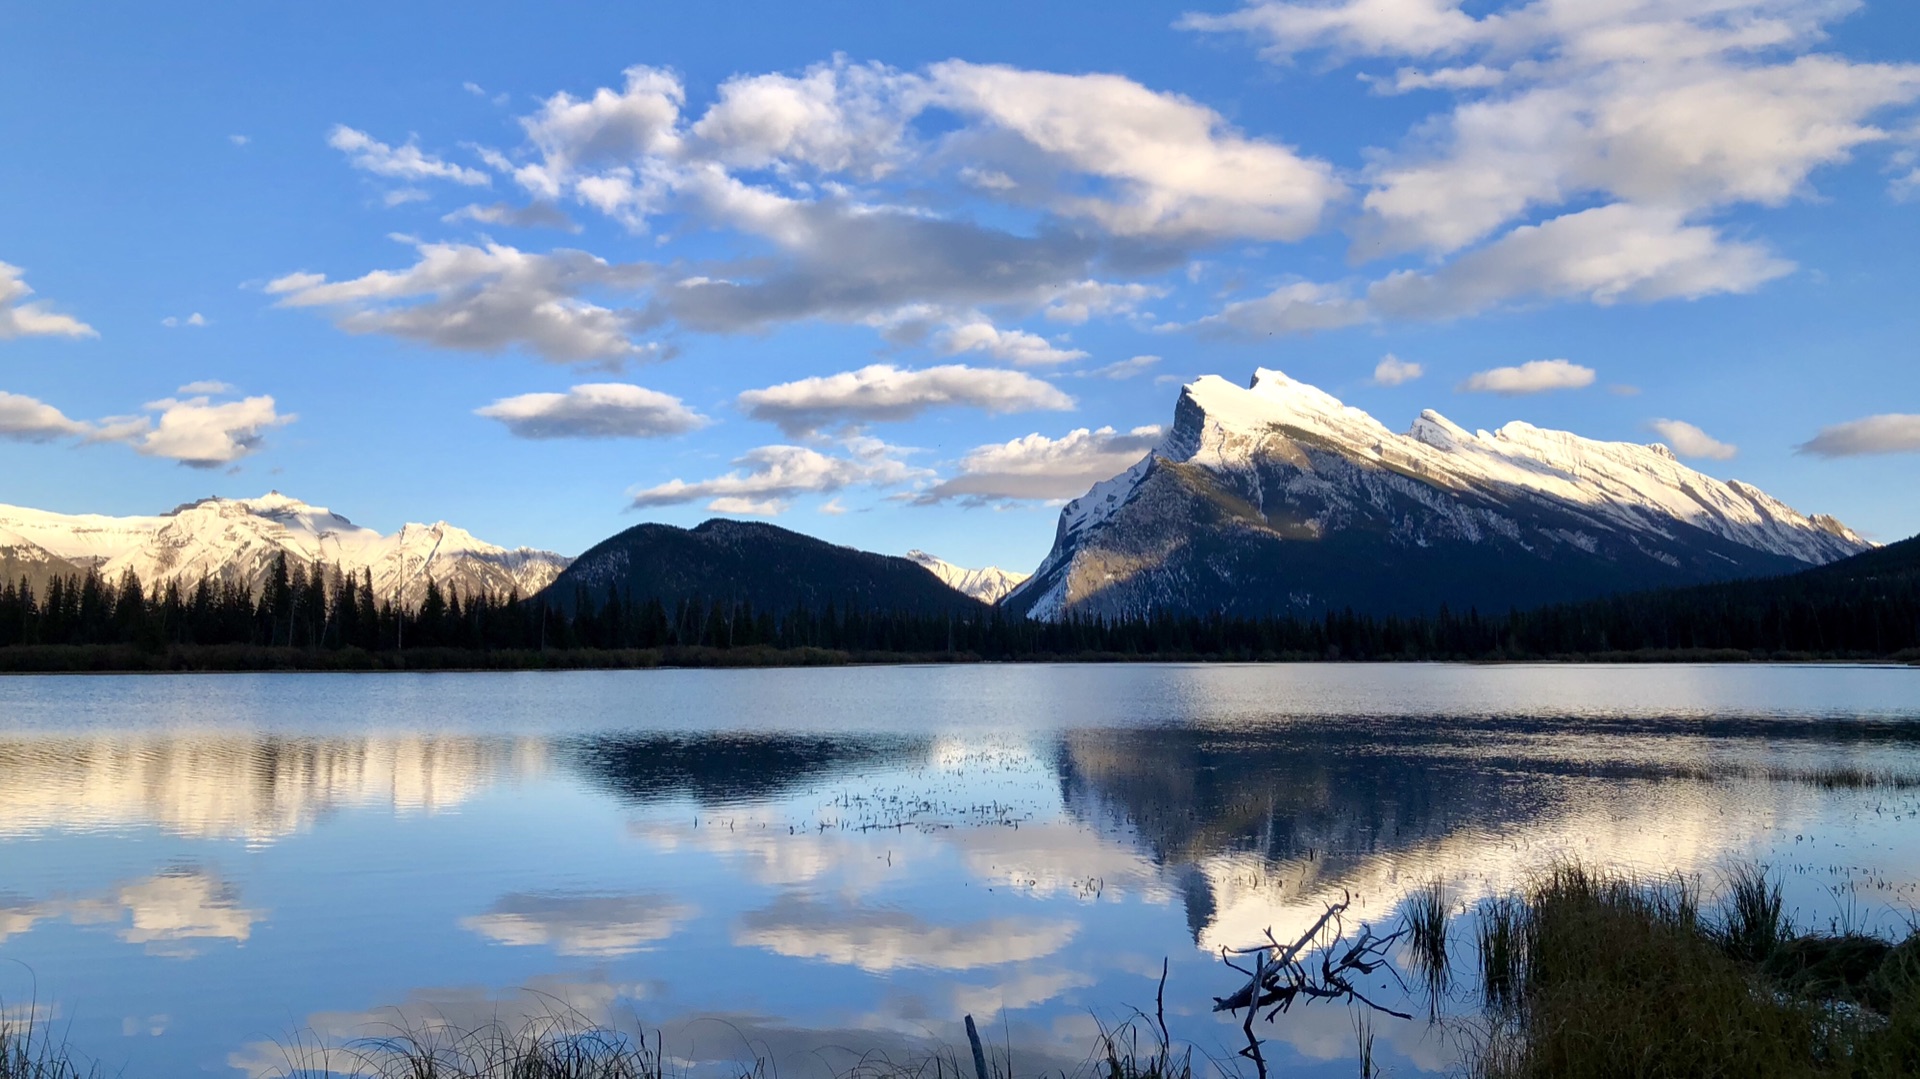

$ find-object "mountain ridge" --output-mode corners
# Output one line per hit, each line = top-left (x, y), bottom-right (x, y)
(0, 492), (569, 607)
(1004, 368), (1871, 622)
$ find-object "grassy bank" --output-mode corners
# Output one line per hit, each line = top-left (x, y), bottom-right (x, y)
(1465, 864), (1920, 1078)
(1, 643), (1914, 673)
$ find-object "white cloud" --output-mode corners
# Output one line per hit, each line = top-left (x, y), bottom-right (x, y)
(818, 498), (848, 516)
(476, 382), (709, 439)
(176, 380), (233, 394)
(1083, 355), (1160, 380)
(914, 425), (1163, 504)
(227, 134), (249, 147)
(934, 319), (1087, 367)
(161, 313), (209, 328)
(1043, 281), (1164, 324)
(441, 201), (580, 232)
(690, 59), (918, 176)
(1372, 354), (1424, 386)
(0, 261), (95, 340)
(95, 393), (294, 468)
(327, 125), (489, 186)
(738, 363), (1074, 437)
(1188, 0), (1920, 259)
(460, 893), (694, 957)
(629, 438), (929, 514)
(1367, 204), (1792, 319)
(1186, 280), (1369, 336)
(1797, 413), (1920, 457)
(0, 391), (89, 443)
(1459, 358), (1595, 395)
(510, 65), (685, 224)
(928, 61), (1343, 243)
(266, 241), (659, 365)
(1363, 65), (1506, 95)
(1647, 418), (1737, 460)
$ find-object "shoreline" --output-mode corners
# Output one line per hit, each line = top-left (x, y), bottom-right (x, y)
(1, 643), (1915, 674)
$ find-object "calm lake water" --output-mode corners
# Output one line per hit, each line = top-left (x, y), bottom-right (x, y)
(3, 664), (1919, 1077)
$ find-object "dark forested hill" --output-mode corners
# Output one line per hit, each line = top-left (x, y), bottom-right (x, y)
(536, 518), (987, 616)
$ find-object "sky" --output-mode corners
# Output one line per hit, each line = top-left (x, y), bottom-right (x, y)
(2, 0), (1918, 574)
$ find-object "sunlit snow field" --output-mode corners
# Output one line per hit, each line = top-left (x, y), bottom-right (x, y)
(3, 664), (1919, 1077)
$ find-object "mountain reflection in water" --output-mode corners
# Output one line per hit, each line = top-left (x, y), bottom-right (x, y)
(0, 666), (1916, 1079)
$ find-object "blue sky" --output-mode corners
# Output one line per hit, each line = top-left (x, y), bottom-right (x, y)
(2, 0), (1918, 573)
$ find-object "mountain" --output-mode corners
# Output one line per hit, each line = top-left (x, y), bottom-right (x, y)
(539, 519), (987, 616)
(1003, 368), (1871, 621)
(0, 493), (570, 608)
(904, 550), (1029, 604)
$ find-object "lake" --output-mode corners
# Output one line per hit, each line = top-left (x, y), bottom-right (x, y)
(2, 663), (1919, 1077)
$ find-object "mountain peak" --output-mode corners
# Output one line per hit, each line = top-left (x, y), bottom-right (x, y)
(1007, 367), (1872, 622)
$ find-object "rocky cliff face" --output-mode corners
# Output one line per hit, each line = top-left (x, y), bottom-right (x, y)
(1002, 369), (1869, 621)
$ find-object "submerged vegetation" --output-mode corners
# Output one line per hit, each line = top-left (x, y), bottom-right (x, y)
(1, 534), (1917, 671)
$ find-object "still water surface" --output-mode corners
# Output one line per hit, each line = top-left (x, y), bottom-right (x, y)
(2, 664), (1918, 1076)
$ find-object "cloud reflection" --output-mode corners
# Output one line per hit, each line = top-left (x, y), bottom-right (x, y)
(735, 894), (1076, 972)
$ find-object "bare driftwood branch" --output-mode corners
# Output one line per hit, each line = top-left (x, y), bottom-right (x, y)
(1210, 891), (1414, 1079)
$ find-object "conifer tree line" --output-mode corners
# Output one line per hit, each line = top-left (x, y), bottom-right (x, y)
(0, 547), (1914, 660)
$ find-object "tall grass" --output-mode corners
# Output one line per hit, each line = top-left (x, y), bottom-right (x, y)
(1466, 861), (1920, 1078)
(0, 1009), (98, 1079)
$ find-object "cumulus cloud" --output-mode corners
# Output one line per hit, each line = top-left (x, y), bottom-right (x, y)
(1083, 355), (1160, 380)
(1367, 204), (1791, 319)
(1189, 0), (1920, 258)
(95, 393), (294, 468)
(934, 320), (1087, 366)
(738, 364), (1073, 438)
(1459, 358), (1595, 395)
(510, 65), (686, 223)
(0, 262), (95, 340)
(1647, 418), (1738, 461)
(734, 894), (1076, 972)
(442, 202), (581, 232)
(0, 391), (89, 443)
(475, 382), (709, 439)
(1372, 354), (1423, 386)
(1797, 414), (1920, 457)
(161, 313), (209, 328)
(328, 125), (489, 186)
(690, 59), (919, 176)
(461, 893), (694, 957)
(176, 380), (234, 394)
(1043, 281), (1164, 324)
(629, 437), (928, 514)
(266, 241), (659, 365)
(927, 61), (1344, 243)
(914, 425), (1163, 504)
(1186, 280), (1369, 336)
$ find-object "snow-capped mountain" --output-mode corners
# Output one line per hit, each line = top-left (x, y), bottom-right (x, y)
(905, 550), (1029, 605)
(1003, 369), (1870, 622)
(0, 492), (570, 607)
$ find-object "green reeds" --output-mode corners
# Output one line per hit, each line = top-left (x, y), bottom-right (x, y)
(1466, 861), (1920, 1079)
(1476, 897), (1525, 1012)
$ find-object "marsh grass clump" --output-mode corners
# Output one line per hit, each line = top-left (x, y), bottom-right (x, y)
(0, 1010), (99, 1079)
(275, 1014), (663, 1079)
(1476, 897), (1525, 1012)
(1467, 861), (1920, 1078)
(1403, 880), (1451, 987)
(1090, 1016), (1190, 1079)
(1719, 861), (1787, 963)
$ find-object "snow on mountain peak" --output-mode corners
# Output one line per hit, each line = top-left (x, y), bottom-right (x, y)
(0, 494), (571, 607)
(905, 550), (1030, 605)
(1053, 366), (1870, 573)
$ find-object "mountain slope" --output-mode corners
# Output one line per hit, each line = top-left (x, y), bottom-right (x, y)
(0, 493), (569, 608)
(1004, 369), (1870, 621)
(905, 550), (1029, 604)
(541, 519), (987, 616)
